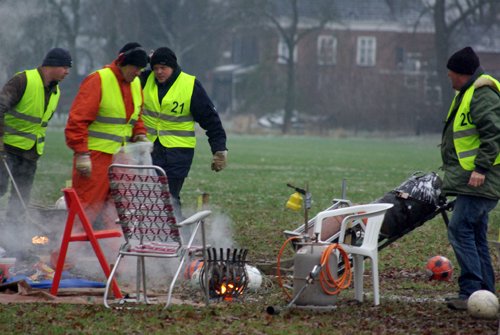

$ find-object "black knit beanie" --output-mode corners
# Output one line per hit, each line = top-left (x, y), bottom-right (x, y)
(119, 42), (142, 54)
(42, 48), (72, 67)
(118, 42), (149, 68)
(150, 47), (178, 69)
(446, 46), (480, 75)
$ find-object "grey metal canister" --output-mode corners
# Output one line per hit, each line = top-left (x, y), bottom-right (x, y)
(292, 243), (338, 306)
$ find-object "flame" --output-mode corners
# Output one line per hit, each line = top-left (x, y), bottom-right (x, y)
(32, 236), (49, 245)
(215, 282), (244, 301)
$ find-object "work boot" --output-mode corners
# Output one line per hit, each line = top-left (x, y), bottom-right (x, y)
(447, 298), (468, 310)
(444, 295), (463, 302)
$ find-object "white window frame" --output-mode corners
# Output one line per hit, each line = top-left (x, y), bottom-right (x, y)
(356, 36), (376, 66)
(317, 35), (337, 65)
(277, 38), (297, 64)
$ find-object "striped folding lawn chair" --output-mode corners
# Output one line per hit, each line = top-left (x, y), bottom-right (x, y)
(104, 164), (211, 308)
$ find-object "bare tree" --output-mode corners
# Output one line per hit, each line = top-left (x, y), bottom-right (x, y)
(0, 0), (237, 106)
(237, 0), (337, 134)
(416, 0), (499, 106)
(116, 0), (238, 76)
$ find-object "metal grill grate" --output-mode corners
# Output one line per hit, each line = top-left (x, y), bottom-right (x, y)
(200, 248), (249, 301)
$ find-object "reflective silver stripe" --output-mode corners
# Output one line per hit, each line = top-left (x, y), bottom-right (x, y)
(458, 148), (478, 159)
(146, 127), (157, 135)
(38, 137), (45, 144)
(454, 128), (478, 139)
(4, 125), (37, 141)
(142, 109), (157, 117)
(158, 130), (195, 137)
(10, 109), (42, 123)
(41, 121), (48, 127)
(161, 114), (193, 122)
(95, 115), (128, 125)
(143, 109), (193, 122)
(88, 130), (128, 143)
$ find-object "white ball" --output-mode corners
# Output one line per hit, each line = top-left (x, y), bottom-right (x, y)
(467, 290), (499, 319)
(190, 268), (202, 287)
(55, 196), (67, 210)
(245, 264), (263, 290)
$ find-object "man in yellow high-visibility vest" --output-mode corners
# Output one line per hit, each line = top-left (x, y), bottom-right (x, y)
(0, 48), (71, 235)
(441, 46), (500, 310)
(140, 47), (227, 218)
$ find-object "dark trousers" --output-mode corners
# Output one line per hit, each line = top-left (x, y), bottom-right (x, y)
(151, 140), (193, 220)
(0, 152), (37, 251)
(167, 177), (185, 220)
(0, 152), (37, 219)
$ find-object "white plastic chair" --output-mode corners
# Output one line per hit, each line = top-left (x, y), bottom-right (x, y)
(313, 203), (393, 306)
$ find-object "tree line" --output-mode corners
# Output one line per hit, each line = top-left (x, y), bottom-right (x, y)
(0, 0), (498, 134)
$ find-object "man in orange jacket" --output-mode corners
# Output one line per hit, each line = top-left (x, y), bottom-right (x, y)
(65, 42), (149, 228)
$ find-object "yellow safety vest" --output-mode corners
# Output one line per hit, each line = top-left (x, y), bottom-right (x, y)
(4, 69), (60, 155)
(446, 74), (500, 170)
(142, 71), (196, 148)
(88, 68), (143, 154)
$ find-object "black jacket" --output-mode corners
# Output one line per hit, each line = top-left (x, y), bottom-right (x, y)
(140, 67), (227, 178)
(140, 67), (227, 153)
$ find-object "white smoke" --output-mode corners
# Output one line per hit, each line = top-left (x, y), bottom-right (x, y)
(0, 143), (238, 297)
(115, 212), (237, 290)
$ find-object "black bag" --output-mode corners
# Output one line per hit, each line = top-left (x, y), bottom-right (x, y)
(373, 172), (447, 240)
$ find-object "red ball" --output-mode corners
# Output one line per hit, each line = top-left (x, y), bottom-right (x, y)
(426, 255), (453, 281)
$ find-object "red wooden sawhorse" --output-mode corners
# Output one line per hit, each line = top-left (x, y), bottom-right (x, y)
(50, 188), (123, 299)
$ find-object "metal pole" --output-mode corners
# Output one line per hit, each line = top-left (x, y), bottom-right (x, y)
(341, 179), (347, 199)
(266, 265), (322, 315)
(1, 156), (50, 234)
(303, 183), (309, 236)
(200, 192), (210, 305)
(303, 183), (312, 238)
(1, 156), (28, 211)
(266, 280), (310, 315)
(201, 220), (209, 305)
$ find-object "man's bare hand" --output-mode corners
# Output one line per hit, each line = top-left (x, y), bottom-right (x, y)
(468, 171), (485, 187)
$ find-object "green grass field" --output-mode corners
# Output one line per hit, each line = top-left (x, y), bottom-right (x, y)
(33, 131), (451, 260)
(2, 129), (498, 334)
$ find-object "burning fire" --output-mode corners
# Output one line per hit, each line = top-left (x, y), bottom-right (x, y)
(213, 278), (246, 301)
(201, 248), (249, 301)
(217, 282), (241, 298)
(219, 283), (233, 295)
(32, 235), (49, 245)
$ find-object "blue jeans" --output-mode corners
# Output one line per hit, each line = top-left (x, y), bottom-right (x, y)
(447, 194), (498, 298)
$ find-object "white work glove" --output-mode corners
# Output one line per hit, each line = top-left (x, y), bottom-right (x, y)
(132, 134), (149, 142)
(211, 150), (227, 172)
(75, 153), (91, 177)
